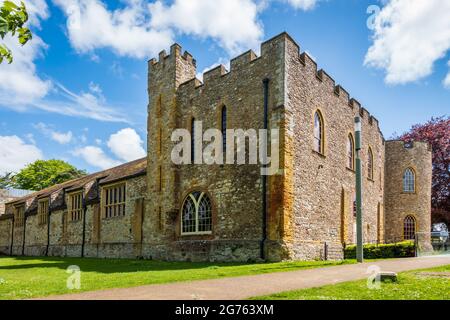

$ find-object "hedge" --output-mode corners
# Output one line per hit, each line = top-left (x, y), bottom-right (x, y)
(344, 241), (415, 259)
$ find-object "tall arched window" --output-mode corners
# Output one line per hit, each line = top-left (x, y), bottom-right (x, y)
(404, 215), (416, 240)
(181, 192), (212, 234)
(347, 134), (355, 170)
(403, 168), (415, 192)
(368, 147), (374, 179)
(191, 118), (195, 163)
(313, 111), (324, 154)
(221, 106), (227, 153)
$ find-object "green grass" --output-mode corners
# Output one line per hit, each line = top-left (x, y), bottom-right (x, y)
(254, 264), (450, 300)
(0, 256), (354, 300)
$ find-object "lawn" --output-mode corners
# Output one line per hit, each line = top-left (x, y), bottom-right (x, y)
(254, 264), (450, 300)
(0, 256), (354, 300)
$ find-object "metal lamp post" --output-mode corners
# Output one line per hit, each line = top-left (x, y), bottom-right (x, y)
(355, 117), (364, 263)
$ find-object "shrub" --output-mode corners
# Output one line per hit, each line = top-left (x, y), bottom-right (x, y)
(344, 241), (415, 259)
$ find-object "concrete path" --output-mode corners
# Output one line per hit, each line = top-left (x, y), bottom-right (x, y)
(40, 256), (450, 300)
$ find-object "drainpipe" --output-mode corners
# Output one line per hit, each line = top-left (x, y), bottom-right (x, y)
(10, 216), (14, 256)
(260, 78), (270, 261)
(45, 202), (52, 256)
(81, 195), (87, 258)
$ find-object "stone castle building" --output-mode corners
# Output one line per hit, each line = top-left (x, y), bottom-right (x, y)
(0, 33), (432, 261)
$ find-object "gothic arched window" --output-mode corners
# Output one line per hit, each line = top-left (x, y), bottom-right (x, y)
(404, 215), (416, 240)
(347, 134), (355, 170)
(181, 192), (212, 234)
(403, 168), (415, 193)
(313, 110), (324, 154)
(368, 147), (374, 179)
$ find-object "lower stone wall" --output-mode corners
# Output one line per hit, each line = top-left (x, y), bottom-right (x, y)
(142, 240), (262, 262)
(287, 240), (344, 261)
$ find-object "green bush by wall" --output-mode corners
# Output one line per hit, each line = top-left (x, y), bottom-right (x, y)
(344, 241), (415, 259)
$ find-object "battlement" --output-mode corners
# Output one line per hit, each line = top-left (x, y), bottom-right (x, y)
(385, 140), (432, 152)
(177, 33), (297, 90)
(148, 32), (384, 137)
(148, 43), (197, 71)
(288, 38), (384, 135)
(230, 50), (258, 70)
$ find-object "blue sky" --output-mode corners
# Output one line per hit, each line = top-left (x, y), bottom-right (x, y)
(0, 0), (449, 174)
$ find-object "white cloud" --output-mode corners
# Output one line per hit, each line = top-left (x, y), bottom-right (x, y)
(25, 133), (36, 145)
(0, 135), (43, 174)
(88, 81), (102, 94)
(52, 0), (174, 59)
(284, 0), (321, 10)
(0, 0), (51, 106)
(73, 146), (121, 170)
(0, 1), (128, 122)
(149, 0), (264, 54)
(107, 128), (146, 162)
(32, 83), (128, 123)
(34, 122), (73, 144)
(365, 0), (450, 85)
(73, 128), (146, 170)
(52, 0), (322, 58)
(444, 61), (450, 89)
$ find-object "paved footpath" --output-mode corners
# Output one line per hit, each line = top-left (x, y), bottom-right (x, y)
(40, 256), (450, 300)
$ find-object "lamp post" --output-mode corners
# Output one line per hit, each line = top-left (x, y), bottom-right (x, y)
(355, 117), (364, 263)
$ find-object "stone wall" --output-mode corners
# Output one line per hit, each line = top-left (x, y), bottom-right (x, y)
(0, 33), (432, 262)
(384, 141), (432, 243)
(0, 190), (17, 216)
(284, 36), (385, 260)
(0, 175), (146, 258)
(144, 34), (289, 262)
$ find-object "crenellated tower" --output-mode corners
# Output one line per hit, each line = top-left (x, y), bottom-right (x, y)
(145, 44), (197, 249)
(384, 141), (432, 245)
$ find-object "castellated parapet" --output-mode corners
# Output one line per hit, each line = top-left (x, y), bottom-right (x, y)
(384, 141), (432, 245)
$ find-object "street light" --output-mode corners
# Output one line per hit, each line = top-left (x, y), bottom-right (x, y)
(355, 117), (364, 263)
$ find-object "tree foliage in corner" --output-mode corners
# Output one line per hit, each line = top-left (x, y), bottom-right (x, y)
(11, 160), (87, 191)
(396, 116), (450, 226)
(0, 0), (32, 64)
(0, 172), (14, 189)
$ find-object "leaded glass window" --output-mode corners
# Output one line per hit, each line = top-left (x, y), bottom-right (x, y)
(404, 215), (416, 240)
(181, 192), (212, 234)
(403, 168), (415, 192)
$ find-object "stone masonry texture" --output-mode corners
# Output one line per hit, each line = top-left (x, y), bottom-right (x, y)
(0, 33), (432, 261)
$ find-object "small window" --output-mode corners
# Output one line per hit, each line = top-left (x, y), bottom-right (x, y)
(313, 111), (324, 154)
(103, 183), (126, 219)
(347, 134), (355, 170)
(14, 205), (25, 228)
(38, 199), (49, 225)
(68, 192), (83, 222)
(403, 168), (415, 193)
(181, 192), (212, 235)
(221, 106), (227, 153)
(368, 147), (374, 179)
(404, 215), (416, 240)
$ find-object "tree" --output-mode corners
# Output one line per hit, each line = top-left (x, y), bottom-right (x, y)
(0, 172), (14, 189)
(396, 116), (450, 226)
(11, 160), (87, 191)
(0, 1), (32, 64)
